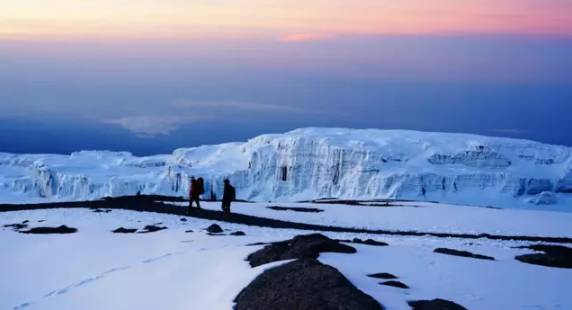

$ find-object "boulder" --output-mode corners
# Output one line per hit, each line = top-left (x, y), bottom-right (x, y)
(235, 259), (383, 310)
(515, 244), (572, 269)
(247, 234), (356, 267)
(21, 225), (77, 234)
(206, 224), (224, 234)
(408, 299), (468, 310)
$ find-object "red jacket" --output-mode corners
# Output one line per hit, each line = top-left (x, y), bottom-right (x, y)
(190, 180), (199, 197)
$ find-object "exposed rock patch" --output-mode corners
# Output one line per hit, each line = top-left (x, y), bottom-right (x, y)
(21, 225), (77, 234)
(138, 225), (167, 233)
(380, 280), (409, 289)
(352, 238), (389, 246)
(112, 227), (138, 233)
(3, 222), (28, 231)
(434, 248), (495, 260)
(515, 244), (572, 269)
(205, 224), (224, 234)
(368, 273), (397, 280)
(92, 208), (112, 213)
(235, 258), (383, 310)
(267, 206), (324, 213)
(247, 233), (356, 267)
(408, 299), (468, 310)
(230, 231), (246, 236)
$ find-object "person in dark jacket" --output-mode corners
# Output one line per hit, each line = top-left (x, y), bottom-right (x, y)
(221, 179), (235, 214)
(188, 176), (202, 211)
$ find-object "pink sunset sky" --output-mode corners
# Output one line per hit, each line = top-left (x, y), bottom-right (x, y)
(2, 0), (571, 40)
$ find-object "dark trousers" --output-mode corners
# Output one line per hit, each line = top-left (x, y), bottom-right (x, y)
(221, 200), (231, 213)
(189, 196), (201, 209)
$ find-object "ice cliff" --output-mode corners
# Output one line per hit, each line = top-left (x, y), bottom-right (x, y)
(1, 128), (571, 209)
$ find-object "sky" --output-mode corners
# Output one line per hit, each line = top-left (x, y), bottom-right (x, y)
(1, 1), (571, 154)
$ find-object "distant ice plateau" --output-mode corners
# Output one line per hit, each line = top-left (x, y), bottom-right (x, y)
(1, 128), (571, 209)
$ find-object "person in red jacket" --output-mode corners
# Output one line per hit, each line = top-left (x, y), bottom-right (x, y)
(188, 176), (201, 211)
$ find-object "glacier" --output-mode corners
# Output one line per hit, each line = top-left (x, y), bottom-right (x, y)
(1, 127), (571, 209)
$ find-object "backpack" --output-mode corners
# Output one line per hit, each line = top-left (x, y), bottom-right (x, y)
(229, 185), (236, 201)
(198, 178), (205, 195)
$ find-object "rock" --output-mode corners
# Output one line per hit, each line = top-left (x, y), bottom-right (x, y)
(185, 229), (194, 233)
(180, 218), (188, 222)
(515, 244), (572, 269)
(92, 208), (112, 213)
(112, 227), (138, 233)
(247, 234), (357, 267)
(380, 280), (409, 289)
(434, 248), (495, 260)
(408, 299), (468, 310)
(247, 242), (268, 246)
(235, 259), (383, 310)
(138, 225), (167, 233)
(205, 224), (223, 234)
(352, 238), (389, 246)
(3, 222), (28, 230)
(368, 273), (397, 280)
(21, 225), (77, 234)
(267, 206), (324, 213)
(230, 231), (246, 236)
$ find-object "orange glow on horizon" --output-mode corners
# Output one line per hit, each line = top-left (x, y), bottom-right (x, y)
(1, 0), (571, 40)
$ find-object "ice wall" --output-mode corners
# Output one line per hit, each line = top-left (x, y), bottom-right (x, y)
(1, 128), (570, 208)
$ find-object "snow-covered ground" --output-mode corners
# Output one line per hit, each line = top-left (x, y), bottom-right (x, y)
(1, 202), (571, 310)
(1, 128), (571, 210)
(167, 200), (572, 238)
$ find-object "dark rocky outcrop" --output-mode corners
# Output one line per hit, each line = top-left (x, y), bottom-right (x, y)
(352, 238), (389, 246)
(3, 222), (28, 230)
(368, 273), (397, 280)
(230, 231), (246, 236)
(206, 224), (224, 234)
(180, 218), (188, 222)
(267, 206), (324, 213)
(235, 259), (383, 310)
(138, 225), (167, 233)
(92, 208), (112, 213)
(247, 234), (356, 267)
(380, 280), (409, 289)
(20, 225), (77, 234)
(112, 227), (138, 233)
(408, 299), (468, 310)
(515, 244), (572, 269)
(434, 248), (495, 260)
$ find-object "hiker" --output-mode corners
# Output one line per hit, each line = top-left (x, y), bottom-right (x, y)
(221, 179), (236, 214)
(188, 177), (201, 210)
